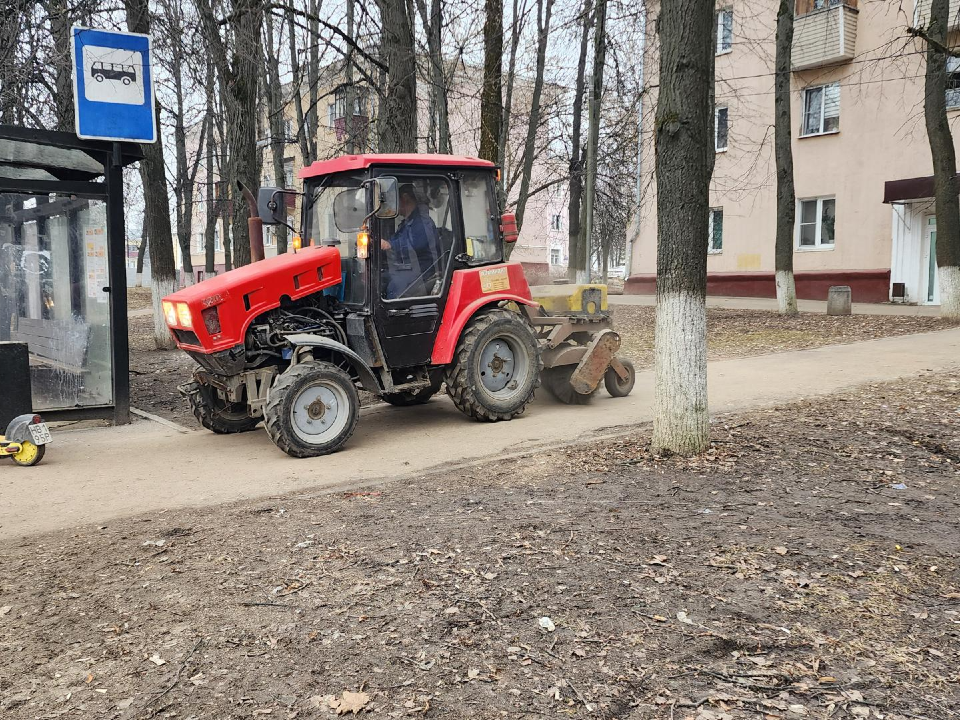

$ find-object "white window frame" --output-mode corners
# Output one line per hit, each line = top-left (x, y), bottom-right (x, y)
(716, 9), (733, 55)
(551, 214), (562, 231)
(796, 196), (836, 251)
(263, 225), (274, 247)
(800, 82), (840, 137)
(947, 57), (960, 110)
(715, 106), (729, 152)
(708, 207), (723, 254)
(550, 247), (561, 265)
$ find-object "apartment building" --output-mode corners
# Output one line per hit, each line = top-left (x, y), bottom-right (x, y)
(178, 63), (568, 282)
(627, 0), (960, 304)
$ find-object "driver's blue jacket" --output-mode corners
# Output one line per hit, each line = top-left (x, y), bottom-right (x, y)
(385, 206), (440, 299)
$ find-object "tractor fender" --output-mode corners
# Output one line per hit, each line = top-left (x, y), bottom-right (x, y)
(284, 334), (381, 392)
(432, 294), (539, 365)
(5, 414), (40, 443)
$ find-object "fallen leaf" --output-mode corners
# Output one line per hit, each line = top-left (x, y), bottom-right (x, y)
(332, 690), (370, 715)
(85, 673), (94, 684)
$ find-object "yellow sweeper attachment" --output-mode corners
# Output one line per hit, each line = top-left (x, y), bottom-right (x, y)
(524, 284), (634, 404)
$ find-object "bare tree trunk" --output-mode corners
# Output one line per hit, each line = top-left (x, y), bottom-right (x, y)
(479, 0), (503, 163)
(307, 0), (320, 157)
(774, 0), (797, 315)
(567, 0), (592, 281)
(345, 0), (357, 153)
(196, 0), (262, 269)
(135, 233), (147, 286)
(287, 6), (316, 165)
(514, 0), (555, 232)
(47, 0), (74, 131)
(125, 0), (179, 349)
(265, 8), (288, 253)
(581, 0), (606, 284)
(924, 0), (960, 318)
(378, 0), (418, 152)
(652, 0), (716, 455)
(417, 0), (451, 154)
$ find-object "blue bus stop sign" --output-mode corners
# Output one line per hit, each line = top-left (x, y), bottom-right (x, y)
(71, 26), (156, 143)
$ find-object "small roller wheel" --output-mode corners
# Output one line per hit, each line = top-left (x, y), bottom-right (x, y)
(381, 387), (437, 406)
(543, 365), (596, 405)
(604, 358), (636, 398)
(11, 441), (45, 467)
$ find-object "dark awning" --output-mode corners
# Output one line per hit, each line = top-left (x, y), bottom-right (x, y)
(882, 173), (960, 203)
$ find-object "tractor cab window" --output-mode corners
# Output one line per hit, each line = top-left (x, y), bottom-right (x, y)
(378, 175), (455, 300)
(459, 171), (500, 263)
(308, 172), (366, 305)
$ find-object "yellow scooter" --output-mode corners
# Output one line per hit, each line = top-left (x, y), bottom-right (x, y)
(0, 414), (51, 467)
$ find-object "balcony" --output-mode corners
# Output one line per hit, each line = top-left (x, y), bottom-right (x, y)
(791, 0), (858, 72)
(914, 0), (960, 29)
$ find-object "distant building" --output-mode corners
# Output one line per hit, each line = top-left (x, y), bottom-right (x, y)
(628, 0), (959, 305)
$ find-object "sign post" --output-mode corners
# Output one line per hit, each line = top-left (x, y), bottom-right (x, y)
(71, 26), (156, 144)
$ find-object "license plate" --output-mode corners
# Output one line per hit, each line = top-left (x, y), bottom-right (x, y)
(29, 423), (52, 445)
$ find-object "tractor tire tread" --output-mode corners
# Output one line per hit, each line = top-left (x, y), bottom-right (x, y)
(185, 380), (260, 434)
(443, 308), (542, 422)
(543, 365), (597, 405)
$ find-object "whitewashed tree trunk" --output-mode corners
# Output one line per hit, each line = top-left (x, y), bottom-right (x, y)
(653, 293), (708, 454)
(940, 265), (960, 317)
(150, 275), (177, 349)
(776, 270), (798, 314)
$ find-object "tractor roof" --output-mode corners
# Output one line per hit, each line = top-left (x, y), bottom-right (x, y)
(299, 153), (495, 180)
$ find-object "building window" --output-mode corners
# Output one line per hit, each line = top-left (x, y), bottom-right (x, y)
(550, 214), (562, 230)
(708, 208), (723, 253)
(195, 233), (204, 253)
(715, 106), (729, 151)
(716, 9), (733, 54)
(263, 226), (274, 247)
(282, 118), (293, 138)
(947, 57), (960, 109)
(328, 102), (337, 128)
(550, 247), (561, 265)
(801, 83), (840, 136)
(214, 227), (222, 252)
(797, 197), (836, 249)
(283, 158), (294, 188)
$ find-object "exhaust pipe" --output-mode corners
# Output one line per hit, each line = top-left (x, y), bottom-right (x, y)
(237, 180), (265, 263)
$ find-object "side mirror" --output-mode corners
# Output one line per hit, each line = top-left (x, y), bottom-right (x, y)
(373, 176), (399, 219)
(257, 187), (286, 226)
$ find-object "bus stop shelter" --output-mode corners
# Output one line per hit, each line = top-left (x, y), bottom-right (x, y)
(0, 125), (142, 424)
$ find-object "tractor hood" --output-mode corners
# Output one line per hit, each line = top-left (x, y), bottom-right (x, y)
(162, 245), (343, 354)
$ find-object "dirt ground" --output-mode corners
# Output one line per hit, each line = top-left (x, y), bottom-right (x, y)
(2, 371), (958, 719)
(127, 290), (960, 426)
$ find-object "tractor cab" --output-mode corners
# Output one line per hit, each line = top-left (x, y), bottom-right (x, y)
(266, 155), (513, 369)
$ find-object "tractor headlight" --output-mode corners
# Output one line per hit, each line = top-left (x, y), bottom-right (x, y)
(176, 302), (193, 328)
(162, 300), (177, 327)
(357, 229), (369, 259)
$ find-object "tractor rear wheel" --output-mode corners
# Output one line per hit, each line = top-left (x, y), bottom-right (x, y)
(543, 365), (597, 405)
(381, 387), (437, 406)
(184, 381), (260, 434)
(444, 308), (540, 422)
(264, 361), (359, 458)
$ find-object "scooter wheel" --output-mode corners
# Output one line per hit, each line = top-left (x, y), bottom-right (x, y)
(11, 441), (45, 467)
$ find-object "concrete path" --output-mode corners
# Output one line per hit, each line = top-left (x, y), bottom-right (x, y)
(2, 329), (957, 540)
(611, 294), (942, 316)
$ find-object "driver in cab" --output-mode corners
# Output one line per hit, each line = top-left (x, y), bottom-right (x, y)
(381, 184), (440, 299)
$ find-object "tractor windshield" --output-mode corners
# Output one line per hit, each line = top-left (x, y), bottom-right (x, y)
(307, 172), (366, 305)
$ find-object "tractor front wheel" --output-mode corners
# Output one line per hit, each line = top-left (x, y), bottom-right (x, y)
(264, 361), (359, 458)
(184, 380), (260, 434)
(445, 309), (541, 422)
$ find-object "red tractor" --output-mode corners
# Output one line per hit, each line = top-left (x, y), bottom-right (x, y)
(162, 154), (634, 458)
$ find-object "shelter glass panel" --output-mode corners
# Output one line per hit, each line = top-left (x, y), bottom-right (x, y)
(0, 192), (113, 410)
